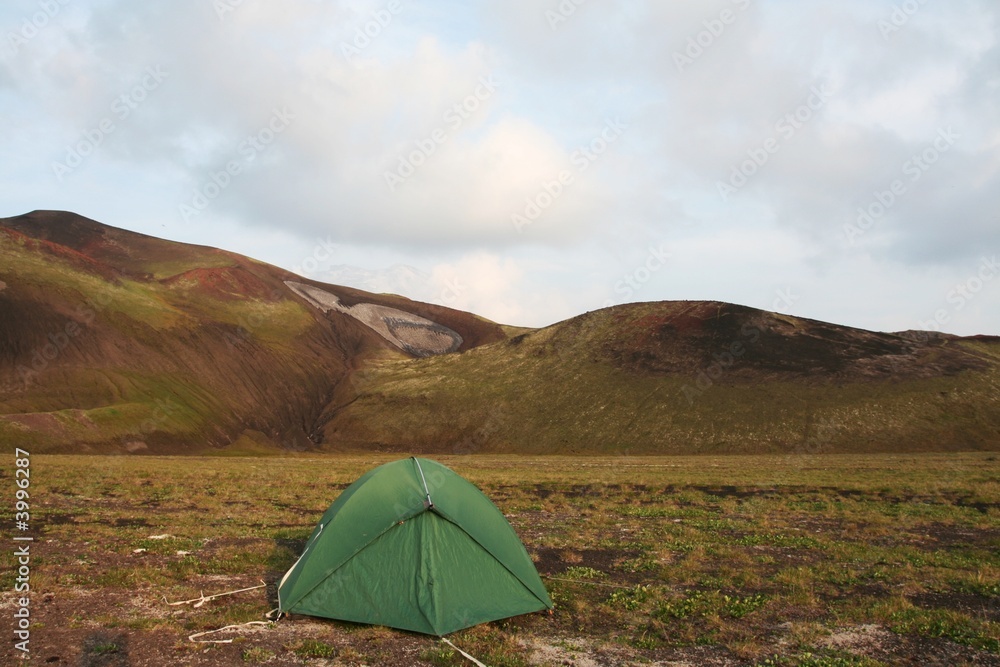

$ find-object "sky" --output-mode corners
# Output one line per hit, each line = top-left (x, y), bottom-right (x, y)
(1, 0), (998, 335)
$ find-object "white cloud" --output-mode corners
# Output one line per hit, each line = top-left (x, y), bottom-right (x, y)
(1, 0), (998, 334)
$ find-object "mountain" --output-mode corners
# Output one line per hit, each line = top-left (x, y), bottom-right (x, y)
(0, 211), (503, 453)
(1, 211), (998, 454)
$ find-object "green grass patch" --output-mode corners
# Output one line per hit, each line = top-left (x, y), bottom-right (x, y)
(562, 566), (606, 580)
(889, 607), (999, 653)
(294, 639), (338, 658)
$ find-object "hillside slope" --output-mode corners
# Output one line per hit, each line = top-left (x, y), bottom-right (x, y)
(324, 302), (1000, 454)
(2, 211), (997, 455)
(0, 211), (504, 453)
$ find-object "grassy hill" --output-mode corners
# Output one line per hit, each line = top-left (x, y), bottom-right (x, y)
(325, 302), (1000, 454)
(0, 211), (503, 453)
(1, 210), (997, 454)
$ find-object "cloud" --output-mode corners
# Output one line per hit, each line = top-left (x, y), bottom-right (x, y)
(2, 0), (998, 334)
(323, 251), (574, 326)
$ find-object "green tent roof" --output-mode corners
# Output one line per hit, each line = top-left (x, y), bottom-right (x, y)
(277, 457), (552, 636)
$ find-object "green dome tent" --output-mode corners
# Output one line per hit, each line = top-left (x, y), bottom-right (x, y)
(277, 457), (552, 636)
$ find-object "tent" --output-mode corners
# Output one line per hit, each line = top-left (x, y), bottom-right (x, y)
(277, 457), (553, 636)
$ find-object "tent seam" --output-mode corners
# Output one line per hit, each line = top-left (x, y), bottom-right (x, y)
(431, 507), (553, 610)
(280, 507), (428, 612)
(415, 511), (439, 635)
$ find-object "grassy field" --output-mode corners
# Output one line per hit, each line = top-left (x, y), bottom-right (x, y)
(2, 453), (999, 666)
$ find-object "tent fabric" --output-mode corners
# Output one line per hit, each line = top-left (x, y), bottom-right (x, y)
(277, 457), (552, 636)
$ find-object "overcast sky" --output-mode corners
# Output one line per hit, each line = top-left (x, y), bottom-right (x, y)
(2, 1), (998, 334)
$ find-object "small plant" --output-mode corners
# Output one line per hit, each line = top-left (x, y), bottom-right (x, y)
(653, 590), (768, 620)
(617, 556), (658, 573)
(656, 591), (707, 619)
(90, 641), (120, 655)
(630, 630), (659, 649)
(619, 505), (671, 518)
(448, 627), (529, 667)
(724, 593), (769, 618)
(294, 639), (338, 658)
(735, 532), (821, 549)
(563, 566), (606, 580)
(606, 584), (651, 610)
(755, 651), (886, 666)
(951, 574), (1000, 598)
(242, 646), (275, 663)
(889, 608), (1000, 653)
(419, 646), (457, 666)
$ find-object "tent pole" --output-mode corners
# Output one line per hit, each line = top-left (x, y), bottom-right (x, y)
(413, 457), (434, 508)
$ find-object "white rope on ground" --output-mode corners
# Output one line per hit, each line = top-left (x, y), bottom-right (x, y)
(188, 621), (271, 644)
(441, 637), (489, 667)
(164, 580), (267, 607)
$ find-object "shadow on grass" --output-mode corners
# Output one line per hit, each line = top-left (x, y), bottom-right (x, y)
(263, 535), (308, 609)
